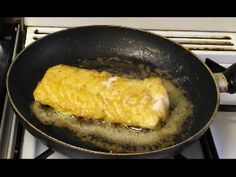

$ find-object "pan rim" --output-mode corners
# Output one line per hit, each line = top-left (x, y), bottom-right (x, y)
(6, 24), (220, 156)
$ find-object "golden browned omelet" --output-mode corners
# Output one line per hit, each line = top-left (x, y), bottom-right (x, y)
(33, 65), (169, 129)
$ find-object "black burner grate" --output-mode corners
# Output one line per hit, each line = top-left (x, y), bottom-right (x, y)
(35, 148), (55, 159)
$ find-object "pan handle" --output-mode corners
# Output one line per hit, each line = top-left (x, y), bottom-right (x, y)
(213, 63), (236, 93)
(223, 63), (236, 93)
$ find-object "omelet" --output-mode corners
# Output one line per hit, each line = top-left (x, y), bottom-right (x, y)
(33, 64), (169, 129)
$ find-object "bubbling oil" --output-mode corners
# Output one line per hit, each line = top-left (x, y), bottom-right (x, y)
(31, 58), (193, 153)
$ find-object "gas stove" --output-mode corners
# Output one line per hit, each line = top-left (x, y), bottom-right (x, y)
(1, 18), (236, 159)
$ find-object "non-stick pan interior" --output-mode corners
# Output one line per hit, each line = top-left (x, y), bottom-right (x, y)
(7, 26), (218, 154)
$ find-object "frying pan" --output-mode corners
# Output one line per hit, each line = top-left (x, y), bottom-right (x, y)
(6, 25), (236, 158)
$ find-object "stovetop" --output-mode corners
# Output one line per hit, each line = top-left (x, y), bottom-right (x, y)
(1, 24), (236, 159)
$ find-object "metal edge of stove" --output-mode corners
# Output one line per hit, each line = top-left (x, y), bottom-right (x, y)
(0, 24), (23, 159)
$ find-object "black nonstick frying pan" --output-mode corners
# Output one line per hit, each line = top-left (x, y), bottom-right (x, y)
(6, 25), (236, 158)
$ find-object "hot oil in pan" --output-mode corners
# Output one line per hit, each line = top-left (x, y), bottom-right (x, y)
(31, 57), (193, 153)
